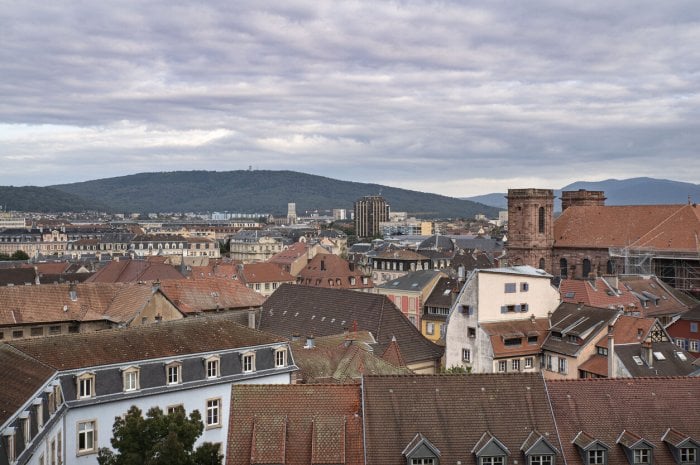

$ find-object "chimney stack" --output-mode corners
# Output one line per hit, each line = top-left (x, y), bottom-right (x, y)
(247, 311), (256, 329)
(292, 334), (300, 342)
(305, 335), (315, 349)
(69, 283), (78, 302)
(642, 340), (653, 368)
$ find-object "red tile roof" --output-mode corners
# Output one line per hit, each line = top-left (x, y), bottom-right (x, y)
(158, 277), (264, 314)
(297, 254), (372, 289)
(480, 318), (550, 357)
(554, 204), (698, 249)
(547, 377), (700, 465)
(560, 278), (639, 310)
(268, 242), (309, 264)
(227, 384), (363, 465)
(88, 259), (185, 283)
(237, 263), (295, 284)
(0, 282), (162, 326)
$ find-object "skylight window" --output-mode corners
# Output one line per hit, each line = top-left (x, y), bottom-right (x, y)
(565, 292), (575, 299)
(653, 351), (666, 361)
(676, 352), (687, 361)
(632, 356), (643, 365)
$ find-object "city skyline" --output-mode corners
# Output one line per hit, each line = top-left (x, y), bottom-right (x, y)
(1, 1), (699, 197)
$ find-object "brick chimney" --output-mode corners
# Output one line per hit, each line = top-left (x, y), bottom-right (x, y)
(607, 324), (615, 378)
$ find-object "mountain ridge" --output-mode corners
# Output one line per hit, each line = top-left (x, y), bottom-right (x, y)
(463, 177), (700, 210)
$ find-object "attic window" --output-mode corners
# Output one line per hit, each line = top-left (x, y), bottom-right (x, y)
(653, 352), (666, 361)
(565, 292), (575, 299)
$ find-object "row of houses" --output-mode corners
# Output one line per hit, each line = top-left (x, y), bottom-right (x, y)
(1, 314), (697, 465)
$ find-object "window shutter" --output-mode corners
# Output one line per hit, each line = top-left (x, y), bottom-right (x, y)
(500, 306), (507, 314)
(515, 304), (521, 312)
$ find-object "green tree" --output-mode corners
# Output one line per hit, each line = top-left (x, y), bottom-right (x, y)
(97, 406), (223, 465)
(10, 250), (30, 260)
(441, 365), (471, 374)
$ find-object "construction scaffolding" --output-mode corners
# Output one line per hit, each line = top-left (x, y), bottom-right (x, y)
(609, 247), (700, 295)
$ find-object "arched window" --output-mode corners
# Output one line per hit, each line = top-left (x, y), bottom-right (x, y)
(539, 257), (546, 270)
(606, 260), (615, 275)
(538, 207), (545, 234)
(582, 259), (591, 278)
(560, 258), (568, 278)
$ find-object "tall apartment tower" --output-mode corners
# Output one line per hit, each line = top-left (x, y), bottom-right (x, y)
(287, 202), (297, 225)
(354, 195), (390, 238)
(506, 189), (554, 272)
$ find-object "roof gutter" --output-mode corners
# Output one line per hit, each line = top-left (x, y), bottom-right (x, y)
(361, 374), (368, 465)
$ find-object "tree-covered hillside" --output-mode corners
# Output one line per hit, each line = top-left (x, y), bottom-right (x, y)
(51, 170), (499, 218)
(0, 186), (107, 212)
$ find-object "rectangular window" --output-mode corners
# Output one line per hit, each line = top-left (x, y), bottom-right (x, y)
(597, 347), (608, 356)
(505, 283), (516, 293)
(7, 433), (15, 463)
(546, 355), (553, 371)
(525, 357), (534, 369)
(13, 329), (24, 339)
(275, 349), (287, 368)
(528, 335), (538, 344)
(633, 449), (650, 464)
(468, 327), (477, 338)
(57, 431), (62, 465)
(520, 282), (529, 292)
(37, 403), (44, 429)
(242, 353), (255, 373)
(680, 447), (696, 464)
(411, 459), (435, 465)
(426, 322), (435, 335)
(588, 450), (605, 465)
(462, 348), (471, 362)
(504, 337), (522, 346)
(31, 327), (44, 337)
(690, 322), (698, 333)
(77, 420), (96, 454)
(690, 340), (699, 352)
(206, 399), (221, 428)
(166, 364), (181, 385)
(49, 325), (62, 335)
(23, 417), (30, 445)
(77, 375), (94, 399)
(481, 457), (505, 465)
(206, 359), (220, 378)
(512, 359), (521, 371)
(530, 456), (553, 465)
(167, 404), (184, 415)
(498, 360), (507, 372)
(558, 358), (568, 374)
(123, 369), (139, 392)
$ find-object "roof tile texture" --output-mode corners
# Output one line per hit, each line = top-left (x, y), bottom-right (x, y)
(227, 384), (363, 465)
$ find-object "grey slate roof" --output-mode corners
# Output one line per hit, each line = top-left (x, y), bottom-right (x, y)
(616, 341), (697, 377)
(376, 270), (443, 292)
(260, 284), (443, 365)
(542, 303), (619, 356)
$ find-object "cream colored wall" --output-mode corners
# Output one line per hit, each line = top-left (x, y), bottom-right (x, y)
(408, 360), (437, 374)
(476, 272), (560, 323)
(130, 293), (184, 326)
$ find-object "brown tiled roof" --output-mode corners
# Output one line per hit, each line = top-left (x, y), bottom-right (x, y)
(268, 242), (309, 264)
(481, 318), (550, 358)
(553, 204), (696, 249)
(380, 338), (407, 368)
(34, 262), (71, 274)
(297, 254), (372, 289)
(0, 267), (36, 286)
(7, 313), (284, 371)
(363, 374), (561, 465)
(374, 249), (429, 260)
(424, 277), (460, 309)
(546, 377), (700, 465)
(0, 282), (160, 326)
(560, 278), (638, 310)
(620, 276), (691, 318)
(237, 263), (295, 284)
(261, 285), (443, 365)
(542, 303), (618, 356)
(0, 344), (56, 426)
(87, 259), (185, 283)
(577, 354), (608, 377)
(594, 315), (655, 349)
(227, 384), (363, 465)
(158, 277), (264, 314)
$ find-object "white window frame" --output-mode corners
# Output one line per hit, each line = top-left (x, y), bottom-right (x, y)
(23, 416), (30, 446)
(525, 357), (534, 369)
(481, 456), (505, 465)
(205, 356), (220, 379)
(633, 448), (650, 464)
(529, 455), (553, 465)
(588, 450), (605, 465)
(680, 447), (696, 464)
(77, 420), (97, 455)
(122, 367), (140, 392)
(76, 373), (95, 399)
(166, 362), (182, 385)
(411, 459), (435, 465)
(6, 432), (16, 463)
(206, 398), (221, 428)
(512, 359), (521, 371)
(242, 352), (255, 373)
(426, 322), (435, 335)
(274, 348), (287, 368)
(498, 360), (507, 373)
(558, 357), (568, 374)
(462, 348), (471, 363)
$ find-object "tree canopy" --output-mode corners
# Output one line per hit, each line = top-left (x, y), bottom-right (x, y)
(97, 405), (223, 465)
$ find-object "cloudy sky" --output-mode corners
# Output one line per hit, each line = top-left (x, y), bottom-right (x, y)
(1, 1), (699, 197)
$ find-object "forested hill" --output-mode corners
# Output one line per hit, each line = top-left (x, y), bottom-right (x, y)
(49, 170), (499, 218)
(0, 186), (108, 213)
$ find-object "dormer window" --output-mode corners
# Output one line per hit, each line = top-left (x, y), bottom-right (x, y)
(473, 432), (510, 465)
(242, 351), (256, 373)
(274, 347), (287, 368)
(204, 355), (220, 379)
(617, 430), (654, 465)
(76, 372), (95, 399)
(574, 431), (609, 465)
(662, 427), (699, 465)
(633, 449), (651, 464)
(122, 366), (140, 392)
(165, 362), (182, 385)
(522, 430), (558, 465)
(403, 433), (441, 465)
(588, 450), (606, 464)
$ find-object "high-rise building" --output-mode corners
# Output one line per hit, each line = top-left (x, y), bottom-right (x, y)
(287, 202), (297, 225)
(354, 195), (390, 238)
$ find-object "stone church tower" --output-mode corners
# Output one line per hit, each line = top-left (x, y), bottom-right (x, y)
(506, 189), (554, 272)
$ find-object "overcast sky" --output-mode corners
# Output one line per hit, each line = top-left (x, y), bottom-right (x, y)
(1, 1), (699, 197)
